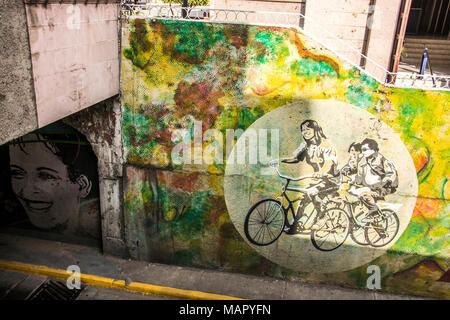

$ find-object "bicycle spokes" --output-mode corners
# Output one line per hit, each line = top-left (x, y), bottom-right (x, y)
(244, 199), (285, 246)
(364, 209), (399, 247)
(311, 208), (350, 251)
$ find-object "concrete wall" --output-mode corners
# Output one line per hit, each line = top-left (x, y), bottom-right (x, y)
(0, 1), (121, 145)
(211, 0), (402, 81)
(120, 18), (449, 299)
(304, 0), (402, 80)
(25, 1), (121, 128)
(64, 96), (126, 257)
(0, 1), (38, 145)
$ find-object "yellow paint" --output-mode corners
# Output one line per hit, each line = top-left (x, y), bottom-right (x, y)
(0, 259), (244, 300)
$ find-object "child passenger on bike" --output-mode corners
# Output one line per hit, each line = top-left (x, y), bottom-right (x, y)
(345, 138), (398, 221)
(281, 120), (340, 234)
(340, 142), (362, 183)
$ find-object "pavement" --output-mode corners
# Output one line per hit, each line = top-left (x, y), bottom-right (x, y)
(0, 232), (429, 300)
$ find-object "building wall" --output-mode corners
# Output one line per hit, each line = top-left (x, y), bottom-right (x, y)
(209, 0), (304, 26)
(64, 96), (126, 257)
(364, 0), (402, 77)
(0, 0), (38, 145)
(120, 18), (449, 299)
(25, 1), (121, 128)
(304, 0), (402, 80)
(211, 0), (402, 81)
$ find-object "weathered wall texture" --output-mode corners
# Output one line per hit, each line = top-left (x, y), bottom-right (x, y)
(64, 96), (126, 256)
(211, 0), (401, 80)
(211, 0), (303, 14)
(25, 2), (120, 128)
(0, 0), (38, 145)
(304, 0), (401, 80)
(120, 19), (449, 298)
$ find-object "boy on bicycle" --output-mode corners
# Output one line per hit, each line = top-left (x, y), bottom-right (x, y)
(347, 138), (398, 220)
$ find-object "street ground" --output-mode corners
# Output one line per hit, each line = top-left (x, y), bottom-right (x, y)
(0, 232), (428, 300)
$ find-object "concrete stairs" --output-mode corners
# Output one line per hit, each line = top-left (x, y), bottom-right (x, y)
(402, 37), (450, 69)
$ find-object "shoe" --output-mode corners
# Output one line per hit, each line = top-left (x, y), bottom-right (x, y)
(286, 223), (302, 235)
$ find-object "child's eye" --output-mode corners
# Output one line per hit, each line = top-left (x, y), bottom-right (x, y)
(10, 170), (25, 179)
(38, 172), (58, 180)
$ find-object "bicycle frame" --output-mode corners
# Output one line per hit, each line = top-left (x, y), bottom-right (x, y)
(341, 200), (365, 229)
(272, 166), (319, 224)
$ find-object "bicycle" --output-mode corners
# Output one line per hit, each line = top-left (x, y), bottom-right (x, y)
(243, 161), (350, 252)
(328, 188), (400, 247)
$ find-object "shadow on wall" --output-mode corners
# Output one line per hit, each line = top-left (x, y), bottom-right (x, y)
(0, 122), (101, 248)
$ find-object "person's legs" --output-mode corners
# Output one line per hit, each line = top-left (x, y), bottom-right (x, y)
(286, 200), (308, 234)
(359, 191), (382, 222)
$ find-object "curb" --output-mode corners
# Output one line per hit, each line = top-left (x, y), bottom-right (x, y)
(0, 259), (244, 300)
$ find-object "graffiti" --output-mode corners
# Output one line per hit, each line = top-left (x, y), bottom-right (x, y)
(121, 18), (449, 298)
(225, 100), (417, 272)
(0, 123), (100, 243)
(243, 118), (402, 253)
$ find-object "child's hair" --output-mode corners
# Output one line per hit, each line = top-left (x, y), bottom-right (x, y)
(8, 124), (98, 197)
(300, 120), (327, 145)
(348, 142), (361, 153)
(360, 138), (379, 152)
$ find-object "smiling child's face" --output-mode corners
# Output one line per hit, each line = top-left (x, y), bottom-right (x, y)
(301, 124), (315, 140)
(9, 137), (81, 230)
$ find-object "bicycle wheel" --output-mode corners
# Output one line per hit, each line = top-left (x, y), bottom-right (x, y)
(350, 212), (370, 246)
(311, 208), (350, 251)
(244, 199), (286, 246)
(365, 209), (400, 247)
(350, 224), (369, 246)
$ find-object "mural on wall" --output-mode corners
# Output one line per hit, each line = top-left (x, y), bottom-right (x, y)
(224, 100), (418, 273)
(0, 122), (101, 244)
(121, 18), (449, 298)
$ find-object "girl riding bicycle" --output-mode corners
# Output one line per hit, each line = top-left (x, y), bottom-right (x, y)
(281, 120), (340, 234)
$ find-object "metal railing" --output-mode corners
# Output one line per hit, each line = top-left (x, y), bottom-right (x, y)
(121, 4), (450, 91)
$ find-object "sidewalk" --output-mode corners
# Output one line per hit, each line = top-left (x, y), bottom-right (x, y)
(0, 232), (427, 300)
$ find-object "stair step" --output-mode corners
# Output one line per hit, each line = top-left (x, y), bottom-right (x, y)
(404, 56), (450, 62)
(404, 37), (450, 45)
(402, 59), (450, 67)
(403, 54), (450, 61)
(403, 53), (450, 59)
(405, 48), (450, 57)
(404, 43), (450, 50)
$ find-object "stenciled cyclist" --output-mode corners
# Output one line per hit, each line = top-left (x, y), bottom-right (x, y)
(348, 138), (399, 219)
(280, 120), (340, 234)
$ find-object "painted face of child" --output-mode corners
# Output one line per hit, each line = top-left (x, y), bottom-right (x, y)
(9, 136), (87, 230)
(301, 124), (315, 141)
(361, 144), (376, 158)
(349, 146), (360, 158)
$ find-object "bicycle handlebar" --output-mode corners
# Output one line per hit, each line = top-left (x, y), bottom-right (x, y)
(273, 165), (314, 181)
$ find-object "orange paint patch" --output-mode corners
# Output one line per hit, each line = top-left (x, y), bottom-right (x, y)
(288, 29), (340, 76)
(250, 81), (291, 96)
(412, 197), (442, 218)
(410, 152), (429, 174)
